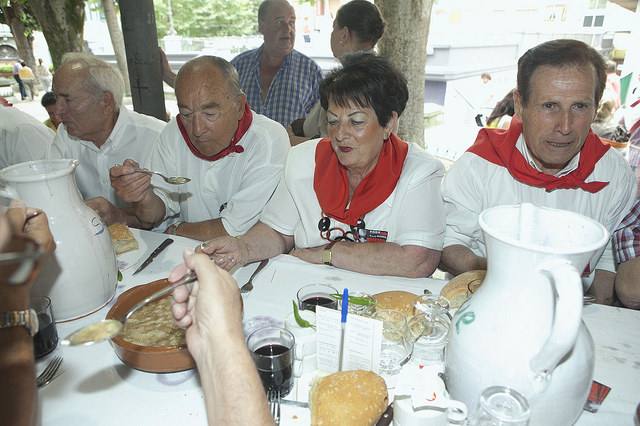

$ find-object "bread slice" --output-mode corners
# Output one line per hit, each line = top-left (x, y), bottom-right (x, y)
(310, 370), (388, 425)
(108, 223), (139, 255)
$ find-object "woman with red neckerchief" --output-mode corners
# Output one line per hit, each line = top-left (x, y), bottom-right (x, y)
(200, 53), (445, 278)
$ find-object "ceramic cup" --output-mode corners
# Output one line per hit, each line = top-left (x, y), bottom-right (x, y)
(394, 396), (467, 426)
(394, 373), (467, 426)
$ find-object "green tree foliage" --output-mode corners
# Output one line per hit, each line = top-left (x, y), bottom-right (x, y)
(154, 0), (260, 38)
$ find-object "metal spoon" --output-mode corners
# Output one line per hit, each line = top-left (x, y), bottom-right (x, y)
(61, 271), (197, 346)
(134, 168), (191, 185)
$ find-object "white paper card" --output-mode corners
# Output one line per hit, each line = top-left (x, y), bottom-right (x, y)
(315, 306), (383, 373)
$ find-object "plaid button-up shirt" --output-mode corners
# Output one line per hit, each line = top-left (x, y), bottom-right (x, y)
(231, 46), (322, 127)
(614, 198), (640, 264)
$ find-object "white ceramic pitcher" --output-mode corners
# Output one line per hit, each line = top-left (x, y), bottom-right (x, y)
(0, 159), (117, 321)
(445, 203), (609, 425)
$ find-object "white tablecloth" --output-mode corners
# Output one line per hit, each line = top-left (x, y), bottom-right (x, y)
(39, 230), (640, 425)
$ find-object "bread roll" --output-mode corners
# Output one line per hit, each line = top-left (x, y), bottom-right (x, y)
(310, 370), (388, 425)
(108, 223), (139, 255)
(373, 290), (418, 316)
(440, 270), (485, 309)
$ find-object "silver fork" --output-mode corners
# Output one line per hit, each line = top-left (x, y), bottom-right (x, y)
(36, 356), (63, 388)
(268, 389), (281, 425)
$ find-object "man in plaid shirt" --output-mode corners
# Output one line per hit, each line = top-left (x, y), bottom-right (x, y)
(614, 198), (640, 309)
(231, 0), (322, 128)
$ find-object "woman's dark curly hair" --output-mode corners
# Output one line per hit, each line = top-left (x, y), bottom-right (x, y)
(320, 52), (408, 127)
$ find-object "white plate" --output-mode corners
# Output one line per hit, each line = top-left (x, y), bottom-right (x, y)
(116, 229), (148, 271)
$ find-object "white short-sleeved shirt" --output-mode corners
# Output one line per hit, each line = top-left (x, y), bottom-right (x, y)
(261, 139), (446, 249)
(442, 134), (636, 274)
(150, 111), (289, 236)
(53, 107), (165, 207)
(0, 106), (60, 169)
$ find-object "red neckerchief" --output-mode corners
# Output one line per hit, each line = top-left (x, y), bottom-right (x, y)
(467, 117), (610, 193)
(313, 133), (409, 226)
(176, 103), (253, 161)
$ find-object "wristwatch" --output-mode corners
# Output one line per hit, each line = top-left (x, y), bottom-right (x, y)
(0, 309), (39, 336)
(322, 241), (337, 266)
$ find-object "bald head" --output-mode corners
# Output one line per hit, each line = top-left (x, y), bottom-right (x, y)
(175, 56), (243, 99)
(258, 0), (292, 21)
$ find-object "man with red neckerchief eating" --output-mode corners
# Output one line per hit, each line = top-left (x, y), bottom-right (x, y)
(198, 53), (445, 278)
(110, 56), (289, 241)
(440, 39), (636, 303)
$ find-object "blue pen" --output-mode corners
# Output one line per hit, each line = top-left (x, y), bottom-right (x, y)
(338, 288), (348, 371)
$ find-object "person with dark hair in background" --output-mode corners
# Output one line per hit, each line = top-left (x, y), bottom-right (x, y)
(289, 0), (386, 145)
(12, 60), (27, 101)
(18, 61), (37, 101)
(485, 89), (516, 129)
(41, 92), (61, 131)
(198, 53), (445, 278)
(441, 39), (636, 304)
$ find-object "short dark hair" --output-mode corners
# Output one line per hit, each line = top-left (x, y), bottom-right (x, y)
(335, 0), (385, 46)
(517, 39), (606, 106)
(320, 52), (408, 127)
(41, 91), (57, 107)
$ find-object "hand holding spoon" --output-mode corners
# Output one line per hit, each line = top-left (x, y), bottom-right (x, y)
(61, 271), (197, 346)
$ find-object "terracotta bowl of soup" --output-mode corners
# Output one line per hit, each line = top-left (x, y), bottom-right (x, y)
(105, 279), (195, 373)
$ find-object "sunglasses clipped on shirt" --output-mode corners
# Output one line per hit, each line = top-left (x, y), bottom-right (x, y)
(318, 216), (366, 243)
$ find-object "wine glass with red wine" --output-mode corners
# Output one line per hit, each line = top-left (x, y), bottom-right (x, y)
(247, 326), (296, 397)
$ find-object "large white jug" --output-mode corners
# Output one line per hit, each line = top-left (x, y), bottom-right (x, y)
(0, 159), (117, 321)
(445, 203), (609, 425)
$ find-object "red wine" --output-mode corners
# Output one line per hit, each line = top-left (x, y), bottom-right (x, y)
(33, 313), (58, 359)
(301, 295), (337, 312)
(254, 344), (293, 396)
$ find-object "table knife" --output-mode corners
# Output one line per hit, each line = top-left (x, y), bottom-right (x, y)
(132, 238), (174, 275)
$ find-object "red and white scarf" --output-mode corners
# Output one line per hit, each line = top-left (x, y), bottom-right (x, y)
(467, 117), (610, 193)
(176, 103), (253, 161)
(313, 133), (408, 226)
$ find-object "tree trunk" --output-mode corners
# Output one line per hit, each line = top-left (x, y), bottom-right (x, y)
(28, 0), (86, 70)
(101, 0), (131, 95)
(375, 0), (434, 148)
(1, 2), (36, 69)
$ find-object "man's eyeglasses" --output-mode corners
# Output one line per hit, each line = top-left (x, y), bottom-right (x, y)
(318, 216), (366, 243)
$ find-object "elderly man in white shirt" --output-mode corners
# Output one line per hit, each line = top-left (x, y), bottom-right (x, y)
(0, 98), (60, 169)
(440, 39), (636, 304)
(51, 53), (165, 226)
(110, 56), (289, 241)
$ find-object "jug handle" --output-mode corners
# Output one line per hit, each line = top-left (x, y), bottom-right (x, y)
(530, 259), (582, 377)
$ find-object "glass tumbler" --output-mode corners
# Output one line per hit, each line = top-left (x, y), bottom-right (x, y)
(296, 283), (339, 312)
(414, 294), (452, 323)
(337, 291), (376, 317)
(373, 309), (412, 377)
(408, 313), (449, 366)
(470, 386), (531, 426)
(32, 296), (59, 359)
(247, 326), (296, 397)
